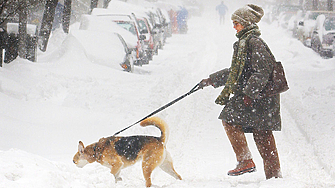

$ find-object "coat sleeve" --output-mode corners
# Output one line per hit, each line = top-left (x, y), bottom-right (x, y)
(243, 37), (274, 99)
(209, 68), (230, 88)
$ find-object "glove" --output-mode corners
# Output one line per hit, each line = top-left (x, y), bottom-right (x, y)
(199, 78), (213, 89)
(243, 95), (252, 106)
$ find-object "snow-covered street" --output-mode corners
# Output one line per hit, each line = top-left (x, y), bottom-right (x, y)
(1, 2), (335, 187)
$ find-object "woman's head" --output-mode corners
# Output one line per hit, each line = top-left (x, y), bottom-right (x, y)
(233, 21), (244, 33)
(231, 4), (264, 28)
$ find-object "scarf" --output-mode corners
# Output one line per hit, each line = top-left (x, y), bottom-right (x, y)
(215, 25), (261, 105)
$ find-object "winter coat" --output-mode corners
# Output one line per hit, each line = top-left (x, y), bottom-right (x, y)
(209, 34), (281, 133)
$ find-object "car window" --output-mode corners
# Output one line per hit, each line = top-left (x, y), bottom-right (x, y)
(137, 20), (147, 31)
(324, 18), (335, 31)
(116, 22), (137, 35)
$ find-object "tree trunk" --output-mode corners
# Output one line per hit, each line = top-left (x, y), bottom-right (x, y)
(38, 0), (58, 52)
(299, 0), (304, 6)
(313, 0), (319, 10)
(103, 0), (111, 8)
(18, 0), (27, 59)
(328, 0), (333, 11)
(62, 0), (71, 33)
(90, 0), (98, 12)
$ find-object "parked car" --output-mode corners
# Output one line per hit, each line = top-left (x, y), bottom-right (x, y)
(71, 29), (136, 72)
(311, 14), (335, 58)
(116, 33), (136, 72)
(103, 1), (161, 61)
(79, 14), (138, 72)
(92, 8), (149, 66)
(296, 11), (334, 47)
(147, 8), (166, 50)
(288, 10), (305, 38)
(278, 11), (298, 29)
(137, 16), (157, 60)
(156, 8), (170, 42)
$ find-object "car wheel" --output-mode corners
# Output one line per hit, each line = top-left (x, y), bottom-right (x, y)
(159, 41), (163, 50)
(322, 51), (333, 58)
(148, 51), (153, 61)
(135, 60), (142, 67)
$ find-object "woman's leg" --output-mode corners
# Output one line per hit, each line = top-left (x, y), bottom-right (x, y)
(223, 120), (255, 176)
(253, 130), (282, 179)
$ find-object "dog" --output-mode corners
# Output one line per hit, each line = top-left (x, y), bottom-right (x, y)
(73, 116), (182, 187)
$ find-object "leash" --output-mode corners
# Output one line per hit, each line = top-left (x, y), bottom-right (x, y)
(113, 82), (202, 136)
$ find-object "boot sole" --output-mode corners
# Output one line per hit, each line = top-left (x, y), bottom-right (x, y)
(228, 167), (256, 176)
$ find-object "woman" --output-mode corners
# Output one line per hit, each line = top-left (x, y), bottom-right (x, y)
(200, 4), (282, 179)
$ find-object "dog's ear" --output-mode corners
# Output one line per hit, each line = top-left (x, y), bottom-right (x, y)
(78, 141), (85, 154)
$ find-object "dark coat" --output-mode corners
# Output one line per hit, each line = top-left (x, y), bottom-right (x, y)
(210, 36), (281, 133)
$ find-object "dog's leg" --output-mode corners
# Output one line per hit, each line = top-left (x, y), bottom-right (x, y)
(114, 170), (122, 182)
(142, 149), (164, 187)
(159, 151), (182, 180)
(110, 162), (123, 182)
(104, 157), (123, 183)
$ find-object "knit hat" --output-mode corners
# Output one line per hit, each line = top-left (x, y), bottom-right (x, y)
(231, 4), (264, 27)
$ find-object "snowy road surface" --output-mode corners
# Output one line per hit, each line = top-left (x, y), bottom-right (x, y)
(1, 4), (335, 188)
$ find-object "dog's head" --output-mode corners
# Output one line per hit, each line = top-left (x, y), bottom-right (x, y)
(73, 141), (96, 168)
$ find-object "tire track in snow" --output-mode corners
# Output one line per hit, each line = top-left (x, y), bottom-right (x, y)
(281, 93), (335, 182)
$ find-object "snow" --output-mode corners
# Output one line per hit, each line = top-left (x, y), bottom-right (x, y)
(1, 2), (335, 188)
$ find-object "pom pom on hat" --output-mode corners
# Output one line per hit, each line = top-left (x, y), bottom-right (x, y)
(231, 4), (264, 26)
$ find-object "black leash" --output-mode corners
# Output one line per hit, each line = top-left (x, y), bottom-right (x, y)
(113, 82), (202, 136)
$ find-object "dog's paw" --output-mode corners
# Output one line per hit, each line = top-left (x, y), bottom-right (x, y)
(115, 177), (122, 182)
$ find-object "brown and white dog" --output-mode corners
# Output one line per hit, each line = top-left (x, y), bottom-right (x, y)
(73, 116), (182, 187)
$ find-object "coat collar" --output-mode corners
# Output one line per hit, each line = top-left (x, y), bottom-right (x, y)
(236, 24), (261, 39)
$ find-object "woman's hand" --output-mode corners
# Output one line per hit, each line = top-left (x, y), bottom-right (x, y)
(199, 78), (213, 89)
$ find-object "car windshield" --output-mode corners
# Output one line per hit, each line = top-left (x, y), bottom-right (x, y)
(137, 20), (148, 33)
(324, 18), (335, 31)
(116, 21), (137, 35)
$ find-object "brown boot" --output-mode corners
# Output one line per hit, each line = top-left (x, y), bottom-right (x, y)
(227, 159), (256, 176)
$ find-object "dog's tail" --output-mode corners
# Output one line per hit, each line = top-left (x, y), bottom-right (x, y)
(140, 116), (169, 145)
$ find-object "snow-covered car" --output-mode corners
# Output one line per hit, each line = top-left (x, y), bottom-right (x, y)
(288, 10), (305, 38)
(137, 16), (157, 60)
(296, 11), (334, 47)
(79, 14), (138, 49)
(311, 14), (335, 58)
(156, 8), (170, 42)
(103, 1), (160, 61)
(71, 25), (136, 72)
(146, 8), (166, 50)
(278, 11), (298, 29)
(79, 14), (138, 72)
(71, 29), (136, 72)
(92, 8), (149, 66)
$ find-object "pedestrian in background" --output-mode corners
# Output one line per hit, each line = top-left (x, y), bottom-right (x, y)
(201, 4), (282, 180)
(216, 1), (228, 24)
